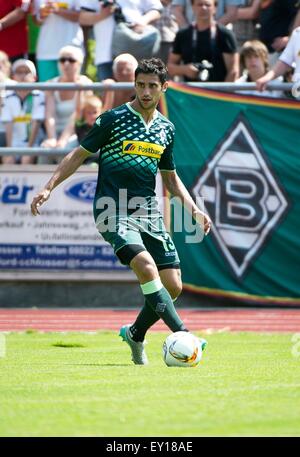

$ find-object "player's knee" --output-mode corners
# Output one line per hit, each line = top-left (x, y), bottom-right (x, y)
(140, 261), (158, 282)
(131, 256), (158, 283)
(168, 281), (182, 300)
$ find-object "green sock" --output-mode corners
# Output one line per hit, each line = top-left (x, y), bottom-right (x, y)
(140, 278), (186, 332)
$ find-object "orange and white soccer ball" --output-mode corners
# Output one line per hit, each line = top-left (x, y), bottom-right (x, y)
(162, 331), (207, 367)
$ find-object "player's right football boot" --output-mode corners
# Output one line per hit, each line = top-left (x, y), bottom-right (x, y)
(119, 324), (149, 365)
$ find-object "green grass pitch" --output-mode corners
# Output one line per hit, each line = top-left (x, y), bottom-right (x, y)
(0, 331), (299, 437)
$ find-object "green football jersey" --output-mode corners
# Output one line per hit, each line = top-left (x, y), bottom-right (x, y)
(80, 102), (176, 222)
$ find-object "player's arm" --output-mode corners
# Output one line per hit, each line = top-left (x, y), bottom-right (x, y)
(160, 170), (211, 235)
(30, 146), (91, 216)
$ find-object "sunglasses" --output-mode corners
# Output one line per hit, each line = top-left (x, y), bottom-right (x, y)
(59, 57), (77, 64)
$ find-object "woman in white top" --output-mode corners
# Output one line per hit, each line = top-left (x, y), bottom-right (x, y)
(41, 45), (92, 163)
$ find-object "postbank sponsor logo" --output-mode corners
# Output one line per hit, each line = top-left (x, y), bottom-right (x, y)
(122, 141), (165, 159)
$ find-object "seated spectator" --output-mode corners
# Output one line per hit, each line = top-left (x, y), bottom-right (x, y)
(234, 0), (260, 49)
(79, 0), (163, 82)
(1, 59), (45, 165)
(171, 0), (195, 29)
(33, 0), (84, 82)
(40, 45), (92, 163)
(168, 0), (239, 82)
(0, 0), (30, 62)
(102, 53), (137, 110)
(75, 94), (103, 164)
(155, 0), (179, 64)
(237, 39), (283, 97)
(0, 51), (16, 152)
(256, 27), (300, 93)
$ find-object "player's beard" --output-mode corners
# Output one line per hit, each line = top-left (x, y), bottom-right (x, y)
(136, 95), (157, 112)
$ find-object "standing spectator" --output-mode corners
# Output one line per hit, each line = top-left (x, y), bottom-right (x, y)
(237, 39), (283, 97)
(155, 0), (179, 64)
(0, 0), (31, 61)
(258, 0), (298, 65)
(256, 27), (300, 91)
(1, 59), (45, 165)
(216, 0), (245, 26)
(171, 0), (195, 28)
(27, 6), (40, 66)
(40, 45), (92, 163)
(79, 0), (116, 81)
(79, 0), (163, 82)
(294, 5), (300, 28)
(33, 0), (84, 82)
(234, 0), (260, 48)
(168, 0), (239, 82)
(102, 53), (137, 110)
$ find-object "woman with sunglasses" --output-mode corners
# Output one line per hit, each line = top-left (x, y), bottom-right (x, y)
(40, 45), (93, 164)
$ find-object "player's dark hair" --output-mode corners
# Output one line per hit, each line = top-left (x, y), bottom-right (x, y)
(135, 58), (168, 84)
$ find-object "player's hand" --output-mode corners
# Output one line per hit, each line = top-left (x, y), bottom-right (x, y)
(193, 210), (212, 236)
(31, 189), (51, 216)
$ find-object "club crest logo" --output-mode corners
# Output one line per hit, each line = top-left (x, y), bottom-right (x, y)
(192, 114), (290, 278)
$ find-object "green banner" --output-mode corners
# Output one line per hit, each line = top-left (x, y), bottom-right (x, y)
(162, 83), (300, 305)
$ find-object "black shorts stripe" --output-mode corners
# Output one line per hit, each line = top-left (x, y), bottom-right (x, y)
(116, 244), (146, 265)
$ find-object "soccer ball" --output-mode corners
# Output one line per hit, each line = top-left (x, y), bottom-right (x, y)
(162, 331), (207, 368)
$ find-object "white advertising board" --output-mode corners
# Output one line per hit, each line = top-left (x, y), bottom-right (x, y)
(0, 166), (164, 280)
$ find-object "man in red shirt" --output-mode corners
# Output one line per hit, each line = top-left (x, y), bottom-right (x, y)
(0, 0), (30, 61)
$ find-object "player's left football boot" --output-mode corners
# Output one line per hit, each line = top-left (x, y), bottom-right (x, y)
(119, 324), (149, 365)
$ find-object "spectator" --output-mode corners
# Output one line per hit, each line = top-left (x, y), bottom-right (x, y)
(258, 0), (298, 66)
(155, 0), (179, 64)
(168, 0), (239, 82)
(294, 6), (300, 29)
(237, 39), (283, 97)
(234, 0), (260, 48)
(40, 45), (92, 163)
(33, 0), (84, 82)
(0, 0), (31, 62)
(75, 94), (102, 164)
(75, 94), (102, 143)
(1, 59), (45, 165)
(79, 0), (163, 82)
(216, 0), (245, 26)
(256, 27), (300, 92)
(0, 51), (16, 152)
(102, 53), (137, 110)
(171, 0), (194, 28)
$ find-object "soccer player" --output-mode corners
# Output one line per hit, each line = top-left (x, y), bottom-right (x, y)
(30, 58), (211, 365)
